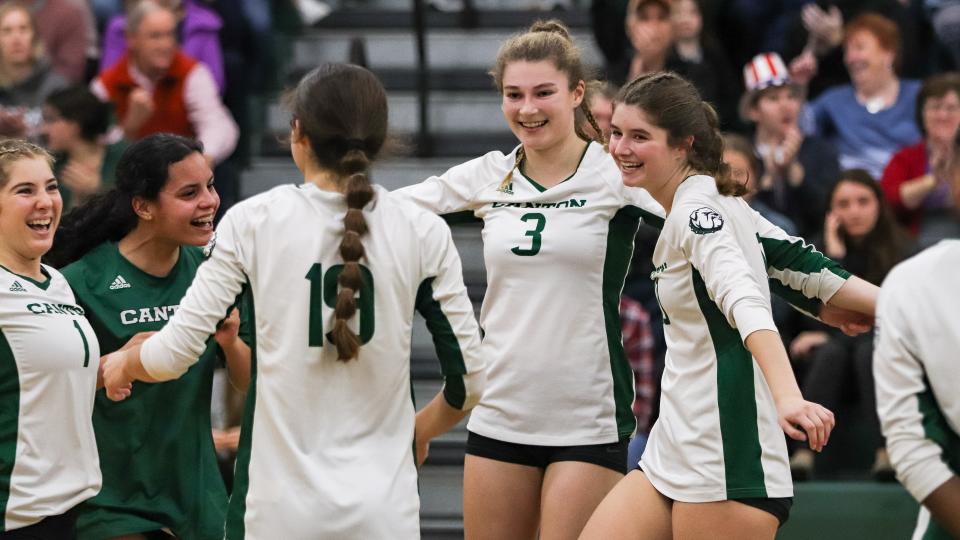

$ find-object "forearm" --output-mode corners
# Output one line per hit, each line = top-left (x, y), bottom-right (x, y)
(826, 275), (878, 317)
(900, 174), (937, 210)
(122, 346), (161, 383)
(745, 329), (802, 403)
(923, 476), (960, 538)
(416, 392), (470, 443)
(223, 341), (252, 390)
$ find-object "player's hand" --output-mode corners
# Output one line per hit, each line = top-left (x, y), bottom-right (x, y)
(101, 350), (134, 401)
(777, 397), (834, 452)
(214, 308), (241, 349)
(819, 304), (873, 336)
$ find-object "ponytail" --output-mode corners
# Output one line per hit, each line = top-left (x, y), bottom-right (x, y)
(46, 190), (138, 268)
(328, 149), (375, 362)
(691, 102), (743, 196)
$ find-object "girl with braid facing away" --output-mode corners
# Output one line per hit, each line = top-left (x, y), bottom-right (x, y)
(101, 63), (486, 539)
(45, 133), (252, 540)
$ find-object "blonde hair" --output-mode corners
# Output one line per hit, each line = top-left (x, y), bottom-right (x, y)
(0, 2), (45, 87)
(0, 139), (53, 187)
(491, 20), (604, 190)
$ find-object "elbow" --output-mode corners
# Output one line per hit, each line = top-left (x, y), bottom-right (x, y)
(445, 370), (485, 411)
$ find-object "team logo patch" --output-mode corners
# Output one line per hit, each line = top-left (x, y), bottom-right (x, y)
(497, 182), (514, 195)
(689, 207), (724, 235)
(9, 281), (26, 292)
(203, 231), (217, 258)
(109, 275), (131, 290)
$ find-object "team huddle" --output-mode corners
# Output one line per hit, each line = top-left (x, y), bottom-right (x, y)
(0, 17), (956, 540)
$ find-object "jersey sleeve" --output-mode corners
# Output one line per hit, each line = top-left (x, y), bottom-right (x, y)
(874, 269), (956, 503)
(413, 212), (486, 410)
(392, 155), (496, 215)
(676, 200), (777, 343)
(141, 207), (250, 380)
(753, 209), (850, 317)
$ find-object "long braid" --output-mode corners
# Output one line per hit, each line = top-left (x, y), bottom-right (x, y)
(579, 100), (605, 146)
(329, 148), (375, 361)
(497, 146), (524, 192)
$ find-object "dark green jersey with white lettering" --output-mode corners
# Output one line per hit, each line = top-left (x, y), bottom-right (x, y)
(61, 243), (227, 540)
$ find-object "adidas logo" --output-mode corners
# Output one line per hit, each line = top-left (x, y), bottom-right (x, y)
(9, 281), (26, 292)
(109, 275), (131, 290)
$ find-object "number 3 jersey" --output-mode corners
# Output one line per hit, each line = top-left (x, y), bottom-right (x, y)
(0, 266), (101, 531)
(394, 142), (663, 446)
(641, 175), (849, 502)
(138, 183), (485, 540)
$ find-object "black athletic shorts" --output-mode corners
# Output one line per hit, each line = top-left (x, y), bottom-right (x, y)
(466, 431), (629, 474)
(0, 508), (76, 540)
(638, 465), (793, 527)
(734, 497), (793, 527)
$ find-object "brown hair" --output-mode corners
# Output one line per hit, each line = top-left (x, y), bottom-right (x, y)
(721, 132), (757, 192)
(0, 2), (45, 87)
(915, 72), (960, 137)
(844, 13), (901, 70)
(0, 138), (53, 188)
(616, 71), (743, 196)
(284, 64), (387, 361)
(491, 20), (604, 188)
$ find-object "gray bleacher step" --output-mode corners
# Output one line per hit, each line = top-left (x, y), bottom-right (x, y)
(265, 91), (509, 135)
(241, 156), (464, 197)
(312, 7), (589, 30)
(290, 28), (602, 71)
(419, 465), (465, 519)
(260, 131), (517, 158)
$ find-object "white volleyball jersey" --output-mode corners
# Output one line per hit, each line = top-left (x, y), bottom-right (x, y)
(0, 265), (101, 531)
(394, 142), (664, 445)
(874, 241), (960, 540)
(139, 183), (485, 540)
(640, 175), (849, 502)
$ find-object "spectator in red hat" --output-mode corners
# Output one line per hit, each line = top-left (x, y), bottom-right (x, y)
(741, 52), (839, 237)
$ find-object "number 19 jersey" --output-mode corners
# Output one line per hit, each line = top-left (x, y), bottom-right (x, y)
(394, 142), (664, 446)
(138, 183), (486, 539)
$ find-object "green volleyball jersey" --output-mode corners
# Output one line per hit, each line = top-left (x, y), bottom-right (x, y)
(62, 243), (229, 540)
(0, 265), (101, 531)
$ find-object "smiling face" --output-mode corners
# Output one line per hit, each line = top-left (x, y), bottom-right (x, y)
(501, 60), (584, 152)
(922, 90), (960, 145)
(0, 8), (33, 67)
(748, 85), (801, 138)
(609, 102), (687, 191)
(844, 30), (895, 90)
(136, 152), (219, 246)
(0, 156), (60, 267)
(831, 179), (880, 238)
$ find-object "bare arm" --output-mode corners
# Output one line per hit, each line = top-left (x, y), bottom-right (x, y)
(923, 476), (960, 538)
(825, 275), (878, 317)
(415, 394), (470, 467)
(745, 329), (834, 452)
